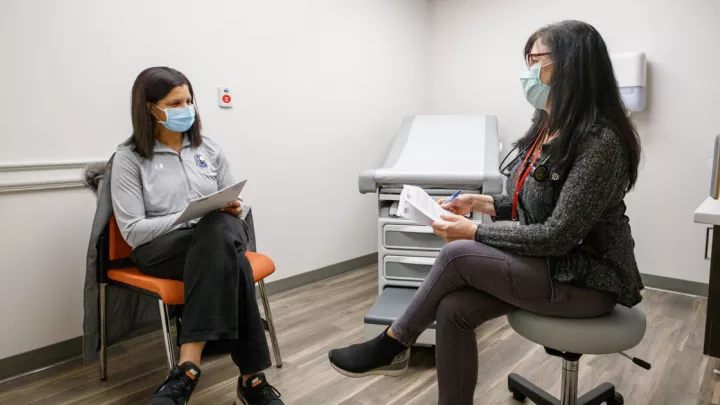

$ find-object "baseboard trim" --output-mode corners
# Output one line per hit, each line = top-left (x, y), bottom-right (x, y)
(258, 253), (378, 297)
(0, 253), (378, 382)
(641, 273), (708, 297)
(0, 336), (83, 382)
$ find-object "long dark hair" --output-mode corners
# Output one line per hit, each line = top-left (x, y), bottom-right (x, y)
(517, 20), (641, 191)
(128, 67), (203, 159)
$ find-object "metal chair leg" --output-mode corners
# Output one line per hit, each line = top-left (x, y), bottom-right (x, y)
(159, 300), (176, 371)
(561, 359), (579, 405)
(99, 283), (108, 381)
(258, 280), (283, 368)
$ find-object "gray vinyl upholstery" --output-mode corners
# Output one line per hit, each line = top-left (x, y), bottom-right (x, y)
(507, 305), (646, 355)
(358, 115), (503, 194)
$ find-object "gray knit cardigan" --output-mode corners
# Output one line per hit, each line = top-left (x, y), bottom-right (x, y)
(475, 126), (644, 307)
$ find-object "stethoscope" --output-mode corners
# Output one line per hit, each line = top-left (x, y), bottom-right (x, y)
(502, 129), (559, 220)
(498, 141), (555, 182)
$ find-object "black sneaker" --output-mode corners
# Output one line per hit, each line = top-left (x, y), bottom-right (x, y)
(328, 328), (410, 377)
(149, 361), (201, 405)
(236, 372), (283, 405)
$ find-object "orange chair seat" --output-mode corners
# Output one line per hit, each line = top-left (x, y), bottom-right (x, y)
(107, 252), (275, 305)
(108, 268), (185, 305)
(246, 252), (276, 281)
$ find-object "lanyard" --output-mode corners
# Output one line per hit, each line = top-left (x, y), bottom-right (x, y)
(512, 129), (545, 220)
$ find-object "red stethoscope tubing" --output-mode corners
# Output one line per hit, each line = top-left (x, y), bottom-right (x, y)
(512, 128), (546, 220)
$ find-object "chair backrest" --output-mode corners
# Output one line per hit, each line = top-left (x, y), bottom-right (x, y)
(109, 216), (133, 261)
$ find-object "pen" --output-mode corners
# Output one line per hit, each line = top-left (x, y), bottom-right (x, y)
(445, 190), (461, 203)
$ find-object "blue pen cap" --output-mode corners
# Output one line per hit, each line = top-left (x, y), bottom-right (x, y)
(446, 190), (461, 203)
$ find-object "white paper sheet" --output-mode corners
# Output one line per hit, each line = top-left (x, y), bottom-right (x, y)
(391, 115), (488, 171)
(173, 180), (248, 225)
(397, 185), (452, 226)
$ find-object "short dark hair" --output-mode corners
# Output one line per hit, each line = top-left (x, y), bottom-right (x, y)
(518, 20), (642, 191)
(128, 67), (203, 159)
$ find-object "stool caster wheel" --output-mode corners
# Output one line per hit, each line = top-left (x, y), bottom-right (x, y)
(510, 389), (526, 402)
(607, 392), (624, 405)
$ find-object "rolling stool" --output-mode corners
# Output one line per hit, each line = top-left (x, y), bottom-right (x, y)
(506, 305), (650, 405)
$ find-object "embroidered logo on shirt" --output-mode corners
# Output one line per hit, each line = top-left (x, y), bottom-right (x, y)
(194, 154), (208, 168)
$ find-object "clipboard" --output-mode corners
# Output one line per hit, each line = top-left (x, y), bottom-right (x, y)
(173, 179), (247, 225)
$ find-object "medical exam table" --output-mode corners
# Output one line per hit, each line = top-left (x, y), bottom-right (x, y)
(359, 115), (502, 345)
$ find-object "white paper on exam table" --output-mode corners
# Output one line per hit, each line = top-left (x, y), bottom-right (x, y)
(173, 180), (248, 225)
(397, 185), (452, 226)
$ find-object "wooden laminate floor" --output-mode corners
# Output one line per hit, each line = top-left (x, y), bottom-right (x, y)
(1, 266), (718, 404)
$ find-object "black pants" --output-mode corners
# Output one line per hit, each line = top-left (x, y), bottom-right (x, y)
(131, 212), (271, 374)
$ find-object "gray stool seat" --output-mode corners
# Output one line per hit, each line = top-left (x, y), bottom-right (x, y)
(507, 305), (646, 355)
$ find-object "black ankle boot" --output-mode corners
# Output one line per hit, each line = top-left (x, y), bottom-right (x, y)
(328, 328), (410, 377)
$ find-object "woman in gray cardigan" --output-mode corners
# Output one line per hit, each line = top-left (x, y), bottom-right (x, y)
(328, 20), (644, 405)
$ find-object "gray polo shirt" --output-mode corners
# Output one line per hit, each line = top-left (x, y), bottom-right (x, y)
(111, 135), (238, 248)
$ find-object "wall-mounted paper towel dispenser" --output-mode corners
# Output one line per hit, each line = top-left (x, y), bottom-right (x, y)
(611, 52), (647, 113)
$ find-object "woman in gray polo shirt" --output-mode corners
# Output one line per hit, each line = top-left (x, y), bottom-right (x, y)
(111, 67), (283, 405)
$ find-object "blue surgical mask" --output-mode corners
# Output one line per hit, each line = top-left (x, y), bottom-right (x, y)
(520, 63), (553, 110)
(154, 105), (196, 133)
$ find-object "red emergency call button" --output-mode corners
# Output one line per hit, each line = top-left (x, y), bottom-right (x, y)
(222, 95), (232, 103)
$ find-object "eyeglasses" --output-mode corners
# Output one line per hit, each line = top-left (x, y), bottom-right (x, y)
(526, 52), (552, 68)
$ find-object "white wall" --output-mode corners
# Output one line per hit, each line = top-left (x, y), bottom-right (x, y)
(7, 0), (715, 363)
(0, 0), (429, 360)
(428, 0), (720, 283)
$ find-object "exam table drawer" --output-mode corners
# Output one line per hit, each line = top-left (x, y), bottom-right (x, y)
(384, 256), (435, 281)
(383, 225), (445, 251)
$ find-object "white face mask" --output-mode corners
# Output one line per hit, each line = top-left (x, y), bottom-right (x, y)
(520, 62), (553, 110)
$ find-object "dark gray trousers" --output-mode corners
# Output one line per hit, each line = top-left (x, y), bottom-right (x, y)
(131, 212), (271, 374)
(391, 240), (616, 405)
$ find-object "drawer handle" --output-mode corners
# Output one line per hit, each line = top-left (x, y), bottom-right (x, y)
(385, 225), (435, 233)
(384, 256), (436, 266)
(706, 227), (713, 261)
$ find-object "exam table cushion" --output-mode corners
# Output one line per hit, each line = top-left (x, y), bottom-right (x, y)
(357, 115), (503, 194)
